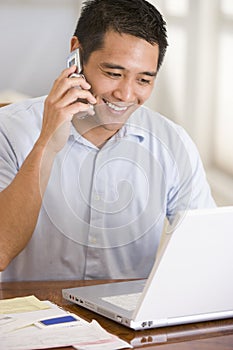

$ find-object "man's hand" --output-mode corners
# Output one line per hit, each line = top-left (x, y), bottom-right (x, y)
(38, 65), (96, 154)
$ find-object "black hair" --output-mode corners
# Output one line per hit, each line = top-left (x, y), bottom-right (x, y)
(74, 0), (168, 70)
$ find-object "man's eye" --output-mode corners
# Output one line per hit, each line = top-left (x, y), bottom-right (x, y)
(138, 78), (152, 85)
(106, 72), (121, 78)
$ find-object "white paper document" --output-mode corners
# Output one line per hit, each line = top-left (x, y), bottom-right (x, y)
(0, 300), (78, 334)
(0, 297), (131, 350)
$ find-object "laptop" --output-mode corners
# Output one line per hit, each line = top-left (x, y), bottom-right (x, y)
(62, 206), (233, 330)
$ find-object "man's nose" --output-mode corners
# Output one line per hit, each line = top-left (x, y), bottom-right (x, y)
(113, 78), (136, 102)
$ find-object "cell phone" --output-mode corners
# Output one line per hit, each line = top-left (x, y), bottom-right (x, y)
(34, 314), (81, 329)
(67, 48), (83, 77)
(66, 48), (94, 117)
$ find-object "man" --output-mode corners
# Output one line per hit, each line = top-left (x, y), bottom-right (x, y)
(0, 0), (215, 281)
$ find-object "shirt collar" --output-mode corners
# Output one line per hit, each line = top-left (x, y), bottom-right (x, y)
(69, 107), (146, 145)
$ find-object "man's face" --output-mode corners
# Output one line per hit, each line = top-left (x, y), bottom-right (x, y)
(82, 31), (159, 131)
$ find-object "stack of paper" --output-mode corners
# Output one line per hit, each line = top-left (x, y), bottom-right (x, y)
(0, 295), (131, 350)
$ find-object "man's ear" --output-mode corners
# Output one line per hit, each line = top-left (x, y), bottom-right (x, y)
(70, 36), (80, 52)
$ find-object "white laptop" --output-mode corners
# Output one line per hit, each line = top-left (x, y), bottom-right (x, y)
(62, 206), (233, 330)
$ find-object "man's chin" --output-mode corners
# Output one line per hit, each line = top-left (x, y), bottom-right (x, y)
(92, 102), (138, 129)
(100, 121), (125, 132)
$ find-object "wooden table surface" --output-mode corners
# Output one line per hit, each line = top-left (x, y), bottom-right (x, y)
(1, 279), (233, 349)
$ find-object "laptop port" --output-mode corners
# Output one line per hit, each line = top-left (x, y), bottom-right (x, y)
(116, 315), (122, 323)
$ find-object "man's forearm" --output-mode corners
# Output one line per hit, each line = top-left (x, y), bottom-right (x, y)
(0, 141), (56, 271)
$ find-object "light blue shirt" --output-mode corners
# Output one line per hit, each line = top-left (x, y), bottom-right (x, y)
(0, 96), (215, 281)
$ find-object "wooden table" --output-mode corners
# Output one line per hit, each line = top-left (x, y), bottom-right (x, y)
(1, 280), (233, 349)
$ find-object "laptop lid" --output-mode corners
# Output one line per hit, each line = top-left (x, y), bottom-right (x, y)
(132, 206), (233, 326)
(62, 206), (233, 330)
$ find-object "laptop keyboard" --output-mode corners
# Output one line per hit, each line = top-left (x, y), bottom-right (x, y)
(102, 292), (142, 311)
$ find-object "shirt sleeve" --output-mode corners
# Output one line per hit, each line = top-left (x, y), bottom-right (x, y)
(166, 125), (216, 223)
(0, 125), (19, 191)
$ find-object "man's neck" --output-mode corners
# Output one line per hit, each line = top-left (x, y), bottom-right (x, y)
(72, 117), (119, 148)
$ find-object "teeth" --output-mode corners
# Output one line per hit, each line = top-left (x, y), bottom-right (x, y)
(105, 100), (128, 112)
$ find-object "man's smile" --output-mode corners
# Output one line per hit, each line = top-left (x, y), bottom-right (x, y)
(102, 98), (135, 114)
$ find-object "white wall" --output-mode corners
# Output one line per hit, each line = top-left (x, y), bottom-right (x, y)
(0, 0), (82, 98)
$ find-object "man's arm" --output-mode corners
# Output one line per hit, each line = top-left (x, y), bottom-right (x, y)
(0, 142), (55, 270)
(0, 66), (96, 271)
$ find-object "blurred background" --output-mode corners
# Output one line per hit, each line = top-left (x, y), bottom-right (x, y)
(0, 0), (232, 206)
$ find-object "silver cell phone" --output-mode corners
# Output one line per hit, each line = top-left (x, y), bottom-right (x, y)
(66, 48), (83, 76)
(66, 49), (94, 117)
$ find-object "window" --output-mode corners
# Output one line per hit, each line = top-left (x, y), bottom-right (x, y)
(221, 0), (233, 15)
(215, 1), (233, 175)
(164, 0), (189, 16)
(147, 0), (233, 205)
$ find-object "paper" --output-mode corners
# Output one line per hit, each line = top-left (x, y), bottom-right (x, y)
(0, 315), (15, 326)
(0, 300), (80, 334)
(0, 295), (50, 314)
(72, 321), (132, 349)
(0, 319), (131, 349)
(0, 300), (132, 350)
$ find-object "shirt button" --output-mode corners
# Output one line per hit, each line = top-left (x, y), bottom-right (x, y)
(94, 194), (101, 201)
(89, 236), (97, 244)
